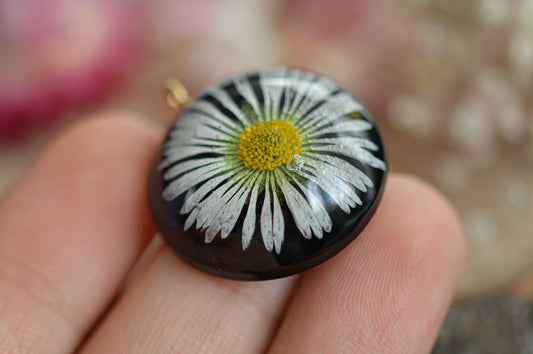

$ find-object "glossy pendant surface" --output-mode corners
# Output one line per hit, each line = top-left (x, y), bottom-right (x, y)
(149, 68), (387, 280)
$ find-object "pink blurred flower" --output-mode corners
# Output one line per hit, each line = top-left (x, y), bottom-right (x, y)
(0, 0), (143, 139)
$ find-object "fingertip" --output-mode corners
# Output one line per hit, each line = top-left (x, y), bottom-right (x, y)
(380, 173), (466, 280)
(351, 173), (467, 351)
(0, 111), (166, 352)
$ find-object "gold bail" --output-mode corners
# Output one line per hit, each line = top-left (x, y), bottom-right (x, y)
(165, 77), (190, 110)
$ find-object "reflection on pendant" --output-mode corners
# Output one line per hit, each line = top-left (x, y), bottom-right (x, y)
(287, 154), (304, 172)
(149, 68), (387, 280)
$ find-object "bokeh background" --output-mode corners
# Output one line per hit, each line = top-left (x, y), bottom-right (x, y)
(1, 0), (532, 351)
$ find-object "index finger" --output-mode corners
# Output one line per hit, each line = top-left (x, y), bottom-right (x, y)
(0, 113), (161, 353)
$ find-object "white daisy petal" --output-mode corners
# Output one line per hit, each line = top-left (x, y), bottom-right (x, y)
(162, 145), (225, 165)
(170, 121), (235, 141)
(180, 173), (230, 214)
(209, 87), (252, 126)
(309, 137), (379, 151)
(306, 155), (374, 192)
(263, 87), (279, 121)
(313, 74), (339, 93)
(261, 175), (274, 252)
(284, 75), (332, 119)
(205, 187), (245, 240)
(164, 157), (222, 181)
(298, 92), (364, 129)
(280, 79), (299, 118)
(278, 183), (310, 238)
(197, 175), (248, 229)
(271, 179), (285, 253)
(205, 227), (218, 243)
(204, 224), (221, 241)
(188, 100), (241, 130)
(234, 79), (263, 119)
(162, 164), (228, 201)
(276, 171), (322, 239)
(242, 181), (260, 250)
(291, 93), (320, 122)
(194, 186), (235, 229)
(184, 207), (199, 230)
(302, 160), (363, 207)
(166, 132), (233, 148)
(299, 169), (353, 213)
(175, 112), (237, 138)
(306, 119), (372, 137)
(312, 145), (386, 170)
(219, 177), (256, 239)
(260, 71), (285, 120)
(284, 173), (332, 235)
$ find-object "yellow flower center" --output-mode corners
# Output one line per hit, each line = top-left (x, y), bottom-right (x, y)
(237, 120), (303, 170)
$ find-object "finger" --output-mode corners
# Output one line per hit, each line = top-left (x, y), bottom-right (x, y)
(268, 174), (466, 353)
(0, 113), (161, 353)
(81, 247), (297, 353)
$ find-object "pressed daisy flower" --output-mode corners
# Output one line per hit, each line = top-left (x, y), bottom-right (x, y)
(158, 68), (386, 255)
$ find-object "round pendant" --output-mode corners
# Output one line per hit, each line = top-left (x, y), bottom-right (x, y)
(149, 68), (387, 280)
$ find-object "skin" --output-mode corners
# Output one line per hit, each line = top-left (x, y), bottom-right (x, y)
(0, 112), (466, 353)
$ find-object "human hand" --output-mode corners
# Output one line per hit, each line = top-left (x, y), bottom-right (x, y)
(0, 113), (465, 353)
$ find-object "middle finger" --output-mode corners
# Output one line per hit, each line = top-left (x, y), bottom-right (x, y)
(81, 246), (296, 353)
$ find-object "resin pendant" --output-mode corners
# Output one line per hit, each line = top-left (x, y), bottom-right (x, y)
(149, 68), (387, 280)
